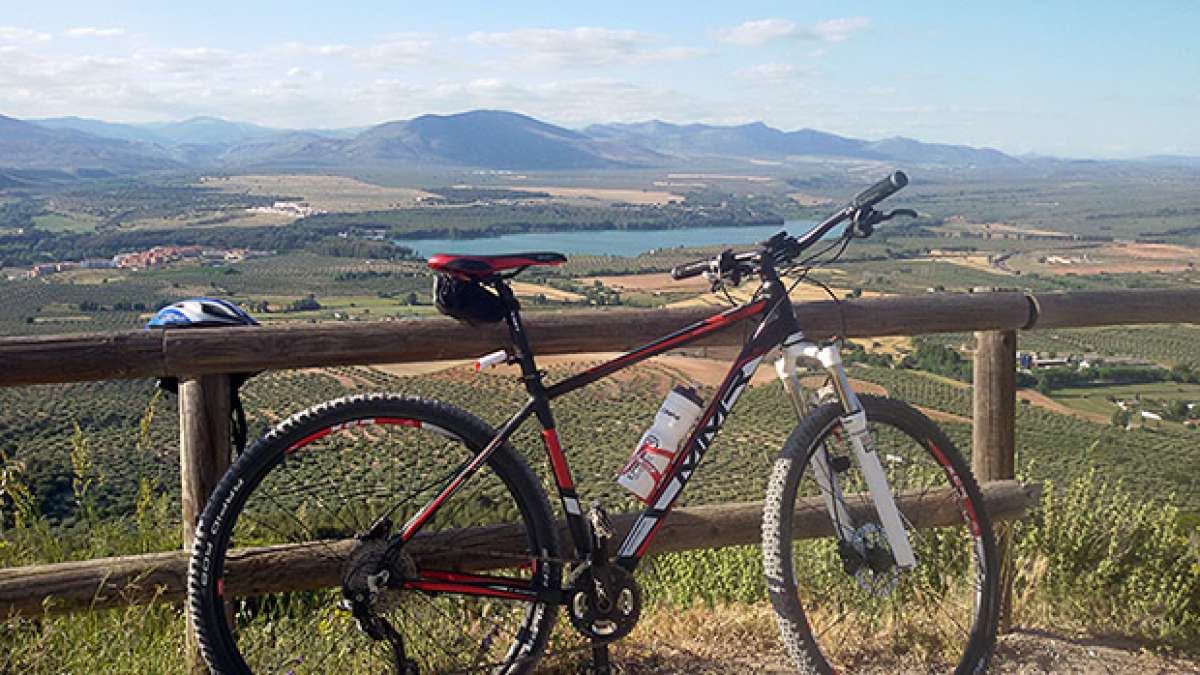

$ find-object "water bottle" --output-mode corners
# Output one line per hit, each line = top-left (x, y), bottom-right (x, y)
(617, 385), (704, 502)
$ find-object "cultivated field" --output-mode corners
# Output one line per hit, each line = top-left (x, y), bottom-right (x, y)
(200, 174), (434, 212)
(501, 185), (684, 205)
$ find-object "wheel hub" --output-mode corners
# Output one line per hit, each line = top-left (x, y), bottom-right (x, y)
(838, 523), (900, 597)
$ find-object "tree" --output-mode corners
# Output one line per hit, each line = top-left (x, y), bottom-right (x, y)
(1111, 409), (1130, 428)
(1036, 378), (1053, 396)
(1167, 400), (1189, 421)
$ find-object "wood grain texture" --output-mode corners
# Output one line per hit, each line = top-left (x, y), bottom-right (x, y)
(972, 330), (1018, 634)
(0, 291), (1036, 386)
(178, 374), (232, 672)
(0, 481), (1036, 618)
(1028, 289), (1200, 329)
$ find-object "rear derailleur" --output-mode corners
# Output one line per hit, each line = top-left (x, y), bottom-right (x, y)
(339, 517), (420, 674)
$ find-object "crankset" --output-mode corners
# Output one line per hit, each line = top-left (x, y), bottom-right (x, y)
(567, 562), (642, 643)
(567, 504), (643, 645)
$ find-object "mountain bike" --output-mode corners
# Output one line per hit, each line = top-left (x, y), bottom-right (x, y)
(187, 170), (1000, 674)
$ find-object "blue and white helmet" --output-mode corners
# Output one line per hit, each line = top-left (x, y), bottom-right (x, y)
(146, 297), (258, 328)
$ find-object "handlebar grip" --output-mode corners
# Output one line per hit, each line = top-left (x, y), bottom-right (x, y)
(850, 170), (908, 210)
(671, 259), (711, 280)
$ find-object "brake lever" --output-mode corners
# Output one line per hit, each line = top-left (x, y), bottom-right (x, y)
(882, 208), (918, 221)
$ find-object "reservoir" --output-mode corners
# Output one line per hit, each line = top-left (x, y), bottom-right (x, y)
(398, 220), (818, 258)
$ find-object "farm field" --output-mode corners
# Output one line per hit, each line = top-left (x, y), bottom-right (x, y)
(1006, 241), (1200, 276)
(200, 174), (434, 212)
(1051, 382), (1200, 419)
(501, 185), (684, 205)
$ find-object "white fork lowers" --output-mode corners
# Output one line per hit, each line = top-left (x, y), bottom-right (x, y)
(775, 335), (917, 569)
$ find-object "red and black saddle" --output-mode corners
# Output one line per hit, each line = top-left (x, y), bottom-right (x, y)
(427, 252), (566, 279)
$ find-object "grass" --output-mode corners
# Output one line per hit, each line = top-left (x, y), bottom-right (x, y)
(31, 213), (98, 233)
(1, 366), (1198, 672)
(1051, 382), (1200, 419)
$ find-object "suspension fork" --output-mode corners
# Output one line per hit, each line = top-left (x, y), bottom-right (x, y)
(775, 335), (917, 569)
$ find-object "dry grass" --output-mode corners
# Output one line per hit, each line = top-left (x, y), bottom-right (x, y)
(508, 281), (588, 302)
(199, 174), (433, 212)
(504, 186), (684, 205)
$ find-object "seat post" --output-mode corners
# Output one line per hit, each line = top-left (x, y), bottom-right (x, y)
(491, 279), (545, 395)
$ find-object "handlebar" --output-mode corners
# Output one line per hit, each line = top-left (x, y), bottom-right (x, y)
(669, 169), (912, 283)
(670, 259), (710, 280)
(850, 170), (908, 210)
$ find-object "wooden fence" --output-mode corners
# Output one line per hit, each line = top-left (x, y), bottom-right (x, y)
(1, 288), (1197, 664)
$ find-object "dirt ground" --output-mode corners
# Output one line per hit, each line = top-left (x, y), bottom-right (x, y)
(600, 603), (1199, 674)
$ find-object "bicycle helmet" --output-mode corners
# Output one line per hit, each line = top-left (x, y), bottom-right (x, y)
(146, 298), (259, 454)
(146, 297), (259, 328)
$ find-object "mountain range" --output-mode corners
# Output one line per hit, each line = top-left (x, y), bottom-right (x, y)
(0, 109), (1046, 173)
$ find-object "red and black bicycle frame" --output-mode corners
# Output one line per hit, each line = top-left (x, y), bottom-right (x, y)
(395, 260), (803, 603)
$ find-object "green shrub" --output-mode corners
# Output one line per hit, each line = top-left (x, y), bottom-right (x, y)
(1013, 471), (1200, 649)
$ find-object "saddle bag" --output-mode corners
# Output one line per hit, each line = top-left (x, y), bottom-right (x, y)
(433, 273), (509, 325)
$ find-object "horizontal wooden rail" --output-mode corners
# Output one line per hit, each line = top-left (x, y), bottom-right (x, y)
(3, 291), (1031, 387)
(0, 480), (1036, 619)
(4, 288), (1198, 388)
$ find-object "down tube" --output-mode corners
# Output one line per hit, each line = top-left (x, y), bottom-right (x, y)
(614, 348), (768, 568)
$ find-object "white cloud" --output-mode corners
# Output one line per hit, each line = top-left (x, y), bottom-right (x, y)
(736, 62), (812, 82)
(719, 19), (798, 46)
(63, 27), (125, 38)
(469, 27), (703, 67)
(357, 36), (434, 65)
(0, 26), (52, 43)
(811, 17), (870, 43)
(718, 17), (870, 46)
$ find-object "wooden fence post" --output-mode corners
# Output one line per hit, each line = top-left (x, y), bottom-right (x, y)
(972, 330), (1017, 633)
(179, 374), (232, 674)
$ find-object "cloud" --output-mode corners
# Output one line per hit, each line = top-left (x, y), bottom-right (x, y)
(0, 26), (52, 43)
(719, 17), (869, 46)
(63, 27), (125, 38)
(736, 62), (812, 82)
(811, 17), (870, 43)
(468, 27), (703, 67)
(718, 19), (797, 46)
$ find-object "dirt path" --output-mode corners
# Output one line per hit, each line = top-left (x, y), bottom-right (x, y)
(1018, 389), (1110, 424)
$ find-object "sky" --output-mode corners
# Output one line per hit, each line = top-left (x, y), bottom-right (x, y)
(1, 1), (1197, 158)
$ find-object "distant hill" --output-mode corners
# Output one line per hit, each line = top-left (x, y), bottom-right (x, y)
(0, 115), (178, 172)
(343, 110), (651, 169)
(585, 120), (1018, 167)
(140, 116), (282, 146)
(4, 108), (1025, 172)
(585, 120), (880, 160)
(31, 117), (165, 145)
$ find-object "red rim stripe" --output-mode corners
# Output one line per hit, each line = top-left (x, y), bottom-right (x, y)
(285, 417), (422, 454)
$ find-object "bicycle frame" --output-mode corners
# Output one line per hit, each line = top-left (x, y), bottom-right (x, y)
(394, 260), (913, 603)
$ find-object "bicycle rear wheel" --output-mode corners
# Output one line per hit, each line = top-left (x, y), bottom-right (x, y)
(762, 395), (999, 674)
(188, 394), (560, 674)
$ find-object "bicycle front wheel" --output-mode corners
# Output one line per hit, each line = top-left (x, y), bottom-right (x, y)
(762, 395), (999, 674)
(188, 394), (560, 674)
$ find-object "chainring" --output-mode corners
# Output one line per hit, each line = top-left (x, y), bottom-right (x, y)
(566, 563), (642, 643)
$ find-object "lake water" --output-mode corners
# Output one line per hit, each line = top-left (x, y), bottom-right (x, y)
(398, 220), (817, 258)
